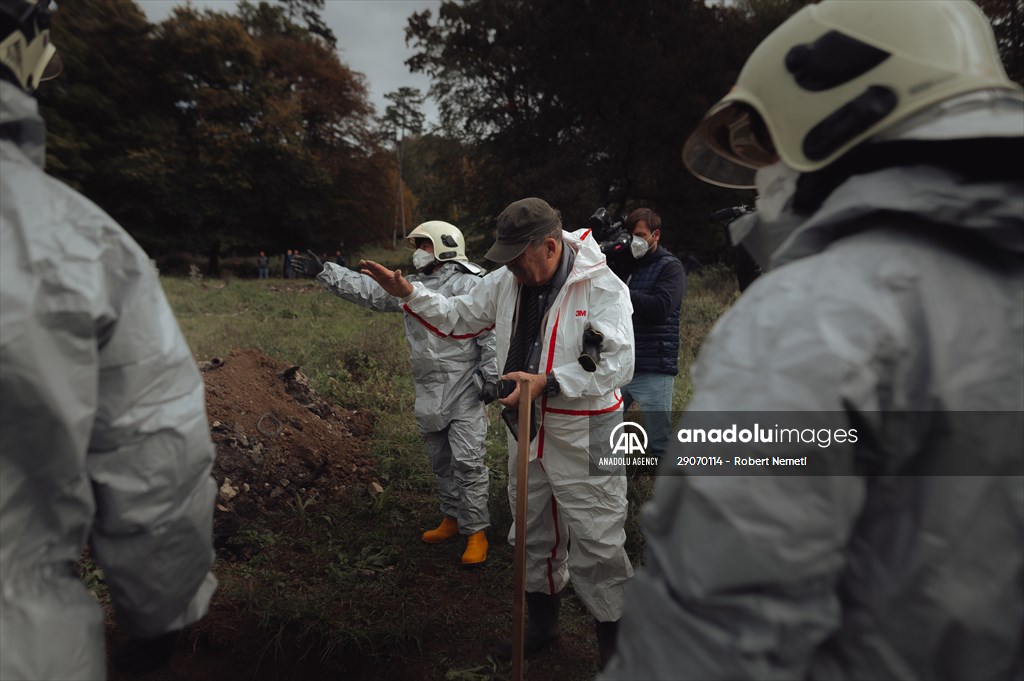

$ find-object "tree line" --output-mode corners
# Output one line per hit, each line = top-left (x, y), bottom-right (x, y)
(37, 0), (1022, 272)
(40, 0), (392, 274)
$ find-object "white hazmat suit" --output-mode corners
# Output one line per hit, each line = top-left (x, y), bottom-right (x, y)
(317, 260), (497, 534)
(0, 81), (217, 681)
(400, 229), (636, 621)
(603, 110), (1024, 681)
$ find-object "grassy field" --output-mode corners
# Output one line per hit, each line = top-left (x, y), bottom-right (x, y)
(157, 265), (739, 679)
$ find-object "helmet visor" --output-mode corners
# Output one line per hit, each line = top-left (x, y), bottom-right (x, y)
(36, 42), (61, 82)
(405, 234), (434, 251)
(683, 101), (777, 189)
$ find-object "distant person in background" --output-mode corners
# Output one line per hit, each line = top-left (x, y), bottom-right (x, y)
(0, 2), (218, 679)
(619, 208), (685, 459)
(293, 223), (498, 566)
(283, 249), (295, 279)
(335, 249), (346, 267)
(257, 250), (269, 279)
(604, 1), (1023, 679)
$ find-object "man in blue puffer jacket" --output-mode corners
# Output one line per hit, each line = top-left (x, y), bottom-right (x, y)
(620, 208), (686, 459)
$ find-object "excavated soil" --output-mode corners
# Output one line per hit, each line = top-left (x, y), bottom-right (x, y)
(200, 349), (376, 558)
(104, 348), (599, 680)
(102, 347), (385, 680)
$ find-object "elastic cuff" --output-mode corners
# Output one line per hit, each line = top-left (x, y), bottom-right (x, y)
(543, 372), (561, 398)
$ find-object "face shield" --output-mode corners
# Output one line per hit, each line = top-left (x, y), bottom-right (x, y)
(36, 40), (62, 82)
(683, 102), (777, 190)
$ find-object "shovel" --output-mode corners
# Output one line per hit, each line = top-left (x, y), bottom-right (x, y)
(511, 378), (531, 681)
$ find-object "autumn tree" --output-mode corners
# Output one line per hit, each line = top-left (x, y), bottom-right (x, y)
(243, 1), (393, 253)
(39, 0), (390, 272)
(402, 134), (473, 226)
(38, 0), (180, 244)
(381, 87), (425, 245)
(406, 0), (1019, 263)
(278, 0), (336, 47)
(406, 0), (753, 259)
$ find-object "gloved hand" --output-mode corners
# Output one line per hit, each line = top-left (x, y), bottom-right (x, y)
(292, 249), (324, 277)
(480, 380), (499, 405)
(112, 630), (181, 674)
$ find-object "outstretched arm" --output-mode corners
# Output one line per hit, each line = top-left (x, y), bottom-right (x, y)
(360, 260), (414, 298)
(363, 259), (501, 340)
(318, 262), (404, 313)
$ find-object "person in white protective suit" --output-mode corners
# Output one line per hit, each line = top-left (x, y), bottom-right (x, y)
(602, 2), (1024, 680)
(292, 223), (498, 565)
(360, 197), (636, 668)
(0, 2), (218, 680)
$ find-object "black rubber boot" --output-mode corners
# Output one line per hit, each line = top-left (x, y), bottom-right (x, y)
(495, 591), (561, 657)
(595, 619), (619, 670)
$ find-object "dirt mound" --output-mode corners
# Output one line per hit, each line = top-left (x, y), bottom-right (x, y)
(201, 348), (376, 557)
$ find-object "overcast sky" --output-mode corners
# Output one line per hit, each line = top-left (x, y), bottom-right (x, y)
(137, 0), (442, 124)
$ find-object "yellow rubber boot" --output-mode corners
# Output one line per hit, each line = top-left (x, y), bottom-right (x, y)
(421, 516), (459, 544)
(461, 531), (488, 565)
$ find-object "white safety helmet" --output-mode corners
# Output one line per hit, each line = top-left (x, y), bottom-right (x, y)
(0, 0), (62, 92)
(405, 220), (468, 262)
(683, 0), (1023, 188)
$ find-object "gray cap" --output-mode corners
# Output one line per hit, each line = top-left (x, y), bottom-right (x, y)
(485, 197), (562, 263)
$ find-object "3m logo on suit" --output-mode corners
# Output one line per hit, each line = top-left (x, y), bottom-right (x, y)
(575, 309), (587, 317)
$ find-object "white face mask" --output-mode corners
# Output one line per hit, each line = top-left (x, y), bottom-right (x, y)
(412, 248), (436, 271)
(738, 161), (805, 272)
(630, 236), (650, 259)
(754, 160), (800, 223)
